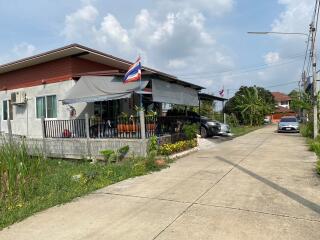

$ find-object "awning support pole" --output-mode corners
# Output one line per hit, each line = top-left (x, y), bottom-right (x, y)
(223, 100), (227, 124)
(198, 99), (201, 135)
(140, 110), (146, 139)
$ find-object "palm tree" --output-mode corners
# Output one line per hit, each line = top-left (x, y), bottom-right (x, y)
(234, 87), (271, 126)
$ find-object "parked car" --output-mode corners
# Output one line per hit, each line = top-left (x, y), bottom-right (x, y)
(278, 116), (299, 133)
(166, 110), (231, 138)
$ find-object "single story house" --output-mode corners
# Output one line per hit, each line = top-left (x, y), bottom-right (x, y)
(0, 44), (204, 139)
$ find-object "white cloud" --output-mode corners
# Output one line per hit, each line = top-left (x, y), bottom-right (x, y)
(157, 0), (234, 16)
(0, 42), (37, 64)
(264, 52), (281, 65)
(272, 0), (313, 34)
(61, 4), (234, 89)
(269, 0), (312, 54)
(168, 59), (187, 69)
(13, 43), (37, 59)
(248, 0), (314, 94)
(62, 5), (98, 40)
(94, 14), (135, 55)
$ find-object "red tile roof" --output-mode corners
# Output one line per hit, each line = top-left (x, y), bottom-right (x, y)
(271, 92), (291, 102)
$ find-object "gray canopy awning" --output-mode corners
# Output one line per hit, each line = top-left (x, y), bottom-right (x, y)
(62, 76), (149, 104)
(152, 79), (199, 106)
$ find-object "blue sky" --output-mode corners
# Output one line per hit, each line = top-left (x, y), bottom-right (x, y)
(0, 0), (315, 95)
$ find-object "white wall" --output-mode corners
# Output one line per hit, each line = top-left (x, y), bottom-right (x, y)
(0, 80), (93, 138)
(276, 101), (290, 109)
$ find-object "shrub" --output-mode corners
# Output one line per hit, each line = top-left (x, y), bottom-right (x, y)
(118, 145), (129, 157)
(300, 122), (313, 138)
(309, 140), (320, 157)
(100, 146), (129, 163)
(148, 136), (158, 153)
(307, 139), (320, 175)
(182, 123), (198, 140)
(145, 150), (158, 170)
(100, 149), (115, 162)
(227, 113), (239, 127)
(159, 139), (197, 156)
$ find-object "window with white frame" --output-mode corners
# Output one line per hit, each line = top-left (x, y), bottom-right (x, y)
(3, 100), (13, 120)
(36, 95), (57, 119)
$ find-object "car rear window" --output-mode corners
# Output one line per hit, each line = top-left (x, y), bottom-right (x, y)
(280, 118), (297, 122)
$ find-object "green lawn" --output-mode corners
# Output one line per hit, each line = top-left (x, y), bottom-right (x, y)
(0, 155), (168, 230)
(231, 125), (263, 137)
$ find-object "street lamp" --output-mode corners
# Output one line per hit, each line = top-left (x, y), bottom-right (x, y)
(247, 31), (309, 37)
(248, 30), (319, 139)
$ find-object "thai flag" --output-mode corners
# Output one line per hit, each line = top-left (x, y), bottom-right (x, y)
(219, 87), (224, 97)
(124, 57), (141, 83)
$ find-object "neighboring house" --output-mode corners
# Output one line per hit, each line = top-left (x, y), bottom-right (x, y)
(270, 92), (296, 123)
(0, 44), (203, 138)
(272, 92), (291, 109)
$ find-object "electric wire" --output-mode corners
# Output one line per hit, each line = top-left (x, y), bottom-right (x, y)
(175, 53), (305, 78)
(178, 56), (304, 80)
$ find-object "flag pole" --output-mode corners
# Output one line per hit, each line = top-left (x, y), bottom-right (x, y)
(139, 57), (142, 109)
(138, 57), (146, 139)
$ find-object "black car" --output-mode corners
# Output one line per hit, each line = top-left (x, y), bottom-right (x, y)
(166, 110), (221, 137)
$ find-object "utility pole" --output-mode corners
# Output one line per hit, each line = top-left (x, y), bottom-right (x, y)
(311, 22), (318, 139)
(302, 71), (307, 91)
(301, 71), (307, 123)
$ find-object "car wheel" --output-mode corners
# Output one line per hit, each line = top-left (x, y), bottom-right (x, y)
(200, 126), (208, 138)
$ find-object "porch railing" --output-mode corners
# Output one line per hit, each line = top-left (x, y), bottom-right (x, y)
(44, 115), (199, 140)
(89, 117), (142, 139)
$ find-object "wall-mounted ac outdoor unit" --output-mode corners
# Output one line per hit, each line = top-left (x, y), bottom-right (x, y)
(11, 92), (27, 105)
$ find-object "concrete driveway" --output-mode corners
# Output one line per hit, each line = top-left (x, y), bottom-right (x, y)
(1, 125), (320, 239)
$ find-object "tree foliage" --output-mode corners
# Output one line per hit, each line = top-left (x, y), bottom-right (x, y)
(224, 86), (275, 126)
(199, 100), (215, 118)
(172, 100), (215, 119)
(288, 90), (312, 112)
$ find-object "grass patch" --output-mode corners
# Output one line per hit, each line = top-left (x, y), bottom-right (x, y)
(304, 135), (320, 176)
(231, 125), (262, 137)
(0, 143), (169, 230)
(317, 160), (320, 175)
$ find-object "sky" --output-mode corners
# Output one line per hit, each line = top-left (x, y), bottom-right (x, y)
(0, 0), (316, 96)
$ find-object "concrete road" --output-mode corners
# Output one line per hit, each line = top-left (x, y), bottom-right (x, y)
(1, 125), (320, 239)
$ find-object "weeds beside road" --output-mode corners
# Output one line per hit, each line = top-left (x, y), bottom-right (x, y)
(0, 142), (170, 230)
(231, 125), (263, 137)
(300, 123), (320, 175)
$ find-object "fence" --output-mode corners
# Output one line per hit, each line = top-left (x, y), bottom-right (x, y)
(0, 134), (149, 159)
(45, 116), (151, 139)
(44, 115), (199, 140)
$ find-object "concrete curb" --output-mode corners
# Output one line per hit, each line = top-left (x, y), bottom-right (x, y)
(169, 146), (199, 160)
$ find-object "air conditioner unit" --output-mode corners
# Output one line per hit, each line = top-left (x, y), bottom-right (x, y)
(11, 92), (27, 105)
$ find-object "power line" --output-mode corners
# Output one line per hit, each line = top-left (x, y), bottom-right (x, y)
(178, 56), (303, 80)
(219, 80), (299, 94)
(176, 53), (306, 78)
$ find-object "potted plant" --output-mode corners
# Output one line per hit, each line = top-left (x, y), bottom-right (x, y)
(146, 110), (157, 131)
(117, 112), (128, 133)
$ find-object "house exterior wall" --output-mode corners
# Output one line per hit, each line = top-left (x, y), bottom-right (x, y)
(0, 80), (94, 138)
(276, 100), (290, 109)
(0, 57), (117, 138)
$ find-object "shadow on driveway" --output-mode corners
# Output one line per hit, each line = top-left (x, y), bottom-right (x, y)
(216, 156), (320, 216)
